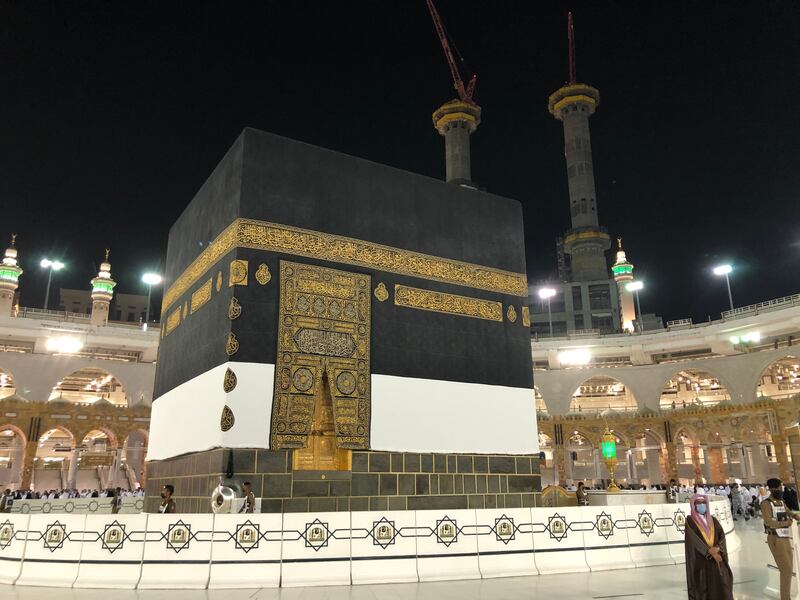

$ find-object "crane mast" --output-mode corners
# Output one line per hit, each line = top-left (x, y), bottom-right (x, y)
(425, 0), (477, 104)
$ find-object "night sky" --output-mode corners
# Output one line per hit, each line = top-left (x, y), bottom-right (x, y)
(1, 1), (798, 323)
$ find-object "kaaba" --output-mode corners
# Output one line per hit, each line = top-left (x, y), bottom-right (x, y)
(146, 128), (539, 513)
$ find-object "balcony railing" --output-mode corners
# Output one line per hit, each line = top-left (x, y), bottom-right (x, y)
(721, 293), (800, 321)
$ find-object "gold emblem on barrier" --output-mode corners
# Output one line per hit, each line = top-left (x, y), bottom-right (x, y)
(255, 263), (271, 285)
(272, 261), (370, 455)
(374, 282), (389, 302)
(394, 284), (502, 322)
(226, 333), (239, 356)
(229, 259), (248, 287)
(228, 297), (242, 320)
(223, 368), (237, 392)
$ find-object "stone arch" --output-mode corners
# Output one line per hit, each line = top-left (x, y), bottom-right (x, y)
(0, 366), (22, 401)
(0, 423), (27, 448)
(569, 374), (638, 414)
(674, 426), (699, 446)
(755, 354), (800, 401)
(38, 425), (75, 448)
(658, 368), (733, 411)
(48, 366), (129, 407)
(534, 386), (547, 415)
(76, 427), (119, 451)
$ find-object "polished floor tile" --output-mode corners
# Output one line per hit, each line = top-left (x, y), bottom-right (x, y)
(0, 517), (780, 599)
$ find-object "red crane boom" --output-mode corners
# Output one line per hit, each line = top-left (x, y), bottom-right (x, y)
(425, 0), (477, 103)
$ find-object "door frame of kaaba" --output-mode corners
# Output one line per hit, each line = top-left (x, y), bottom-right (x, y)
(271, 260), (371, 461)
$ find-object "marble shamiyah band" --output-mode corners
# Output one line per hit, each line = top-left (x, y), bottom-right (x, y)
(146, 128), (538, 513)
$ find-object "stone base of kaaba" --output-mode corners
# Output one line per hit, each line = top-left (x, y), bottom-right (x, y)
(145, 449), (541, 513)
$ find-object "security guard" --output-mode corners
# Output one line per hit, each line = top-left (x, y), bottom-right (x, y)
(239, 481), (255, 514)
(761, 477), (800, 600)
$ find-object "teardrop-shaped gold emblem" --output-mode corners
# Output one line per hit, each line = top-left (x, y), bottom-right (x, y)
(223, 368), (237, 392)
(255, 263), (271, 285)
(225, 332), (239, 356)
(228, 297), (242, 320)
(220, 405), (235, 431)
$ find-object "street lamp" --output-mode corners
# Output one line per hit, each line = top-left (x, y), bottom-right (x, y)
(538, 287), (557, 337)
(712, 264), (734, 311)
(141, 273), (163, 328)
(625, 281), (644, 332)
(40, 258), (65, 310)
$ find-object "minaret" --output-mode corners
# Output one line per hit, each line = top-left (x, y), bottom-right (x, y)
(90, 249), (116, 327)
(611, 238), (636, 332)
(548, 12), (611, 281)
(433, 99), (481, 185)
(0, 234), (23, 316)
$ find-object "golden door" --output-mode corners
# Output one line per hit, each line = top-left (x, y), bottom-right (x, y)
(292, 371), (352, 470)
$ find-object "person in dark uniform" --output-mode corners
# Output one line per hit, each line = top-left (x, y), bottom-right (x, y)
(575, 481), (588, 506)
(685, 494), (733, 599)
(239, 481), (255, 513)
(761, 478), (800, 600)
(783, 484), (799, 511)
(159, 484), (177, 514)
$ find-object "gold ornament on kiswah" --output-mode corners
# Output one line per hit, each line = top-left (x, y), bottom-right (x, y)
(506, 305), (517, 323)
(223, 368), (237, 392)
(373, 282), (389, 302)
(225, 332), (240, 356)
(220, 405), (235, 431)
(182, 302), (188, 319)
(216, 271), (222, 292)
(394, 284), (503, 322)
(255, 263), (271, 285)
(165, 308), (181, 335)
(271, 260), (371, 451)
(162, 218), (527, 312)
(190, 278), (212, 314)
(521, 306), (531, 327)
(228, 259), (248, 287)
(228, 297), (242, 320)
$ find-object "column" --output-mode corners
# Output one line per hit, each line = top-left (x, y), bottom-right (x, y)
(593, 449), (602, 484)
(706, 447), (727, 482)
(112, 448), (122, 488)
(690, 445), (703, 482)
(67, 449), (79, 489)
(664, 442), (679, 483)
(19, 442), (37, 491)
(627, 449), (636, 482)
(772, 433), (792, 483)
(785, 428), (800, 484)
(737, 444), (749, 481)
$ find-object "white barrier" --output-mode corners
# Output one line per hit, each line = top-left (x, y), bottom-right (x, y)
(477, 508), (537, 578)
(138, 513), (214, 589)
(16, 513), (87, 587)
(0, 497), (740, 590)
(74, 514), (149, 589)
(624, 503), (674, 567)
(532, 506), (589, 574)
(280, 511), (351, 587)
(0, 513), (29, 584)
(208, 513), (282, 589)
(580, 505), (632, 571)
(10, 496), (145, 515)
(416, 509), (481, 582)
(351, 509), (418, 584)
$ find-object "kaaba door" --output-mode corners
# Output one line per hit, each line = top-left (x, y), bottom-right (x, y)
(271, 261), (371, 468)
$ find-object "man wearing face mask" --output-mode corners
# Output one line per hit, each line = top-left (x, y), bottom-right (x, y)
(761, 477), (800, 600)
(159, 484), (176, 514)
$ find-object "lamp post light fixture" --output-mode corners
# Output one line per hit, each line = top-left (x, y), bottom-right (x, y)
(600, 426), (620, 492)
(40, 258), (65, 310)
(141, 273), (163, 328)
(625, 280), (644, 332)
(538, 287), (557, 337)
(712, 264), (734, 312)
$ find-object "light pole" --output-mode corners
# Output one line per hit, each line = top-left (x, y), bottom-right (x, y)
(40, 258), (65, 310)
(141, 273), (163, 328)
(712, 264), (734, 311)
(538, 287), (556, 337)
(626, 281), (644, 332)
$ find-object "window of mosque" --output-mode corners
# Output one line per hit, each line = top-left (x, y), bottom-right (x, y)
(569, 375), (637, 413)
(572, 286), (583, 310)
(588, 285), (612, 310)
(659, 369), (731, 410)
(757, 356), (800, 400)
(48, 367), (128, 406)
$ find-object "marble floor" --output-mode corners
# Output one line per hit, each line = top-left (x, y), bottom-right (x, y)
(0, 518), (780, 599)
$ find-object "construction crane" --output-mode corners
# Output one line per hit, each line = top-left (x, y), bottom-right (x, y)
(568, 11), (576, 84)
(425, 0), (477, 104)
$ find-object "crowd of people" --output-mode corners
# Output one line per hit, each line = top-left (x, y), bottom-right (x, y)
(5, 487), (145, 500)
